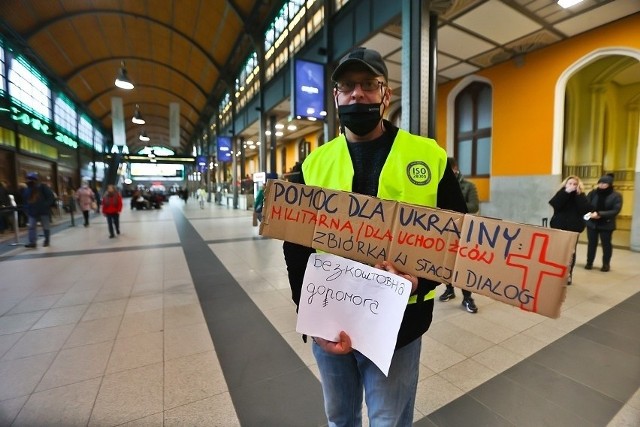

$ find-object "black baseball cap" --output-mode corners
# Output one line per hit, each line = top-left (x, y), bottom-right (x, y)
(331, 47), (388, 82)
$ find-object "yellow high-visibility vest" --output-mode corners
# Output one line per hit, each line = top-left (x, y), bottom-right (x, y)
(302, 129), (448, 303)
(302, 129), (447, 207)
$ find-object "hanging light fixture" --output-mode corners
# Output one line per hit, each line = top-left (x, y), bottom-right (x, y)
(132, 104), (145, 124)
(115, 61), (134, 90)
(557, 0), (584, 8)
(139, 130), (150, 142)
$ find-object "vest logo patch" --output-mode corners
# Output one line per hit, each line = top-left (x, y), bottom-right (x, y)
(406, 161), (431, 186)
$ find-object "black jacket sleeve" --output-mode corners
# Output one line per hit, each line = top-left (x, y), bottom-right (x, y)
(549, 189), (569, 210)
(283, 169), (312, 308)
(437, 166), (468, 214)
(414, 164), (468, 292)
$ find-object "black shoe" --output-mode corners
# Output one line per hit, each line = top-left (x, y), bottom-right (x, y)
(109, 235), (115, 238)
(116, 230), (120, 235)
(463, 297), (478, 313)
(25, 243), (36, 248)
(43, 241), (49, 247)
(584, 264), (593, 270)
(439, 288), (456, 302)
(601, 264), (610, 272)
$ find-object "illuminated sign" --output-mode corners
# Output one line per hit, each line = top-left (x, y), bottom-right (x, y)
(131, 163), (185, 178)
(292, 59), (326, 120)
(196, 155), (207, 173)
(6, 104), (78, 149)
(217, 136), (232, 162)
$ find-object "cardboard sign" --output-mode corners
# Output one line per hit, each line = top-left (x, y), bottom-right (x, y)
(452, 216), (573, 317)
(297, 253), (411, 376)
(261, 180), (578, 318)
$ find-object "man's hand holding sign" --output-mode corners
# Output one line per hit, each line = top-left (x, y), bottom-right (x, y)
(297, 254), (416, 376)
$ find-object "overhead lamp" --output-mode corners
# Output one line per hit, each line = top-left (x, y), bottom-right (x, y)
(139, 131), (150, 142)
(115, 61), (134, 90)
(557, 0), (584, 8)
(132, 104), (145, 124)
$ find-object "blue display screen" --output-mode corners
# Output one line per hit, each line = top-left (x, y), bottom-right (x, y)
(217, 136), (232, 162)
(293, 59), (325, 120)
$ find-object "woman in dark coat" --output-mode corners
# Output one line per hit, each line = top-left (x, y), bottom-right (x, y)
(549, 175), (591, 284)
(584, 174), (623, 272)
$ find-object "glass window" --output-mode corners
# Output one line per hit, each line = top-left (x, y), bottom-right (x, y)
(454, 81), (492, 177)
(457, 139), (473, 176)
(477, 86), (492, 128)
(8, 56), (51, 121)
(94, 130), (104, 153)
(78, 115), (93, 146)
(0, 42), (5, 93)
(334, 0), (350, 12)
(54, 94), (77, 136)
(458, 94), (473, 133)
(263, 1), (323, 78)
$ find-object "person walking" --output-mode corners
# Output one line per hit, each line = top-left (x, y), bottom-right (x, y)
(22, 172), (55, 248)
(102, 185), (123, 238)
(548, 175), (591, 284)
(584, 174), (623, 272)
(75, 182), (95, 227)
(92, 186), (102, 213)
(439, 157), (480, 312)
(254, 183), (265, 224)
(196, 186), (206, 209)
(282, 47), (467, 426)
(0, 180), (11, 234)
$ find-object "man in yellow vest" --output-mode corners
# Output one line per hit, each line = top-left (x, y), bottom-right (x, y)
(283, 47), (467, 426)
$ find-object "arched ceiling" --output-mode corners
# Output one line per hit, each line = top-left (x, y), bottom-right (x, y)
(1, 1), (639, 157)
(0, 0), (283, 154)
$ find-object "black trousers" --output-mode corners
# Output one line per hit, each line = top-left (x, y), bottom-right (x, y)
(446, 284), (472, 299)
(106, 214), (120, 236)
(586, 227), (613, 266)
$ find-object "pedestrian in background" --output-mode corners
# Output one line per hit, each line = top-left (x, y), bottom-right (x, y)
(102, 185), (122, 238)
(23, 172), (55, 248)
(0, 180), (11, 234)
(196, 186), (206, 209)
(584, 174), (623, 272)
(76, 182), (95, 227)
(92, 186), (102, 213)
(439, 157), (479, 313)
(548, 175), (591, 284)
(254, 183), (265, 224)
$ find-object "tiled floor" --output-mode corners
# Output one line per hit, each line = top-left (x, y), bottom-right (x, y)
(0, 196), (638, 426)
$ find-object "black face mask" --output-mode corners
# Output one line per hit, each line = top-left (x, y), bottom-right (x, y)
(337, 103), (382, 136)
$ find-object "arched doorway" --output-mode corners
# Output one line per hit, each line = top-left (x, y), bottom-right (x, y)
(555, 49), (640, 250)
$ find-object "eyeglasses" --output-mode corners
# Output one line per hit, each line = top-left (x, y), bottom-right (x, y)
(335, 80), (385, 93)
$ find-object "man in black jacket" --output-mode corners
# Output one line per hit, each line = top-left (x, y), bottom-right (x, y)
(23, 172), (55, 248)
(584, 174), (623, 272)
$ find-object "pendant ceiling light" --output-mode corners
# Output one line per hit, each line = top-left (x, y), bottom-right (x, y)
(139, 130), (150, 142)
(557, 0), (584, 8)
(132, 104), (145, 124)
(115, 61), (134, 90)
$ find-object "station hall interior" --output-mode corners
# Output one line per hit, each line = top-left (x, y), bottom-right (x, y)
(1, 0), (640, 426)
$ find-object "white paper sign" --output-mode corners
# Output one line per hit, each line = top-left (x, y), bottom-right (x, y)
(296, 253), (411, 376)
